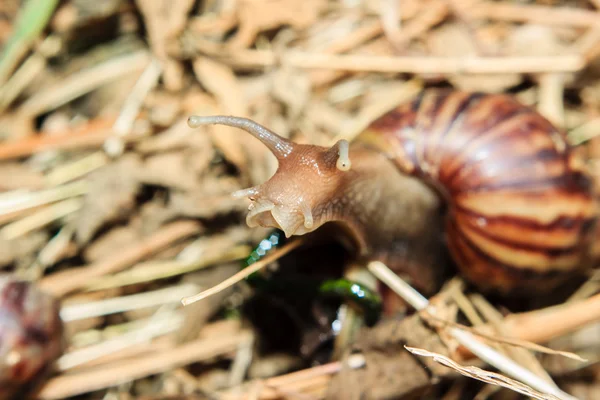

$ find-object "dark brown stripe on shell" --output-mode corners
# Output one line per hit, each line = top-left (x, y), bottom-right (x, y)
(440, 107), (532, 185)
(424, 92), (486, 170)
(449, 146), (563, 193)
(459, 172), (594, 193)
(454, 205), (596, 231)
(447, 221), (569, 294)
(450, 219), (572, 276)
(457, 215), (583, 257)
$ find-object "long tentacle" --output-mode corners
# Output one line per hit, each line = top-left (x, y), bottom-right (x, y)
(188, 115), (294, 160)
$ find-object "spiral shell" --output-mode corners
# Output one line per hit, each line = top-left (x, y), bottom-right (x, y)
(0, 275), (64, 399)
(356, 90), (599, 291)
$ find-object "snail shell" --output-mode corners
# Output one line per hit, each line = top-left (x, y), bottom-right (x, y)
(0, 275), (64, 399)
(355, 90), (599, 291)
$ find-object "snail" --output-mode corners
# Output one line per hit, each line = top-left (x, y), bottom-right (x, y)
(0, 274), (64, 399)
(188, 89), (600, 295)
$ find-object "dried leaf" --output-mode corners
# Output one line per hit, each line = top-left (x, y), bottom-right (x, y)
(166, 170), (246, 220)
(137, 152), (199, 191)
(75, 154), (142, 244)
(271, 67), (311, 122)
(135, 0), (195, 90)
(229, 0), (326, 49)
(83, 225), (141, 263)
(428, 23), (521, 92)
(176, 262), (240, 343)
(0, 230), (47, 267)
(0, 162), (44, 190)
(405, 346), (562, 400)
(146, 95), (182, 128)
(504, 24), (567, 57)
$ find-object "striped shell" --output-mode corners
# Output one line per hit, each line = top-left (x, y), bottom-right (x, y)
(355, 90), (599, 292)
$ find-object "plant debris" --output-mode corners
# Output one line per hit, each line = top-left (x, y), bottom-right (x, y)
(0, 0), (600, 399)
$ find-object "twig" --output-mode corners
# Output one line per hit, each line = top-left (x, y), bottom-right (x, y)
(501, 293), (600, 346)
(34, 223), (75, 274)
(58, 309), (184, 370)
(572, 25), (600, 63)
(0, 117), (124, 161)
(220, 50), (585, 74)
(367, 261), (578, 400)
(37, 329), (254, 399)
(228, 333), (255, 387)
(219, 354), (365, 400)
(405, 347), (562, 400)
(537, 73), (565, 129)
(568, 117), (600, 145)
(0, 197), (82, 240)
(0, 180), (88, 216)
(104, 57), (163, 157)
(422, 313), (587, 362)
(84, 245), (250, 291)
(39, 220), (202, 296)
(0, 35), (61, 112)
(45, 152), (110, 187)
(181, 238), (304, 306)
(468, 2), (600, 27)
(18, 50), (151, 117)
(60, 283), (200, 322)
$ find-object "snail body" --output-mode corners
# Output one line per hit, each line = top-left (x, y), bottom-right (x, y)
(188, 89), (599, 294)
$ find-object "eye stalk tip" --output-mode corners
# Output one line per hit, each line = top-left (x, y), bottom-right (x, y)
(336, 159), (351, 171)
(187, 115), (203, 128)
(335, 139), (351, 171)
(232, 187), (259, 199)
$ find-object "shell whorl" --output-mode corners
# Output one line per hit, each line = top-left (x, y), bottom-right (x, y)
(356, 90), (598, 291)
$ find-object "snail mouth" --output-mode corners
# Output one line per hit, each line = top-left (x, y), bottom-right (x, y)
(245, 199), (315, 238)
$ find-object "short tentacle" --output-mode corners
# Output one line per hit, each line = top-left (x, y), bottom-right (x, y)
(300, 201), (314, 229)
(334, 139), (351, 171)
(232, 186), (260, 199)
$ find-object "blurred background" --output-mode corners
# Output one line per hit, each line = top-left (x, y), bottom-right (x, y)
(1, 0), (600, 399)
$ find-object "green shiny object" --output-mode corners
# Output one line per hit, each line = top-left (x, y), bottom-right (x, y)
(242, 229), (382, 324)
(319, 279), (382, 325)
(243, 229), (284, 285)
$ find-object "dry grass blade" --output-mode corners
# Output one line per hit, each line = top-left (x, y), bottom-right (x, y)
(405, 346), (562, 400)
(0, 117), (121, 161)
(19, 50), (151, 117)
(2, 0), (600, 398)
(181, 238), (303, 306)
(501, 292), (600, 346)
(0, 0), (59, 84)
(219, 354), (365, 400)
(58, 309), (184, 370)
(467, 2), (600, 27)
(60, 283), (200, 322)
(221, 51), (585, 74)
(0, 197), (82, 240)
(84, 245), (250, 291)
(0, 180), (88, 215)
(367, 261), (577, 400)
(40, 220), (202, 296)
(422, 312), (587, 362)
(38, 329), (254, 399)
(104, 57), (163, 157)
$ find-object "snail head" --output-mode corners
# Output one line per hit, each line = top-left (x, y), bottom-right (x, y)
(188, 115), (351, 238)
